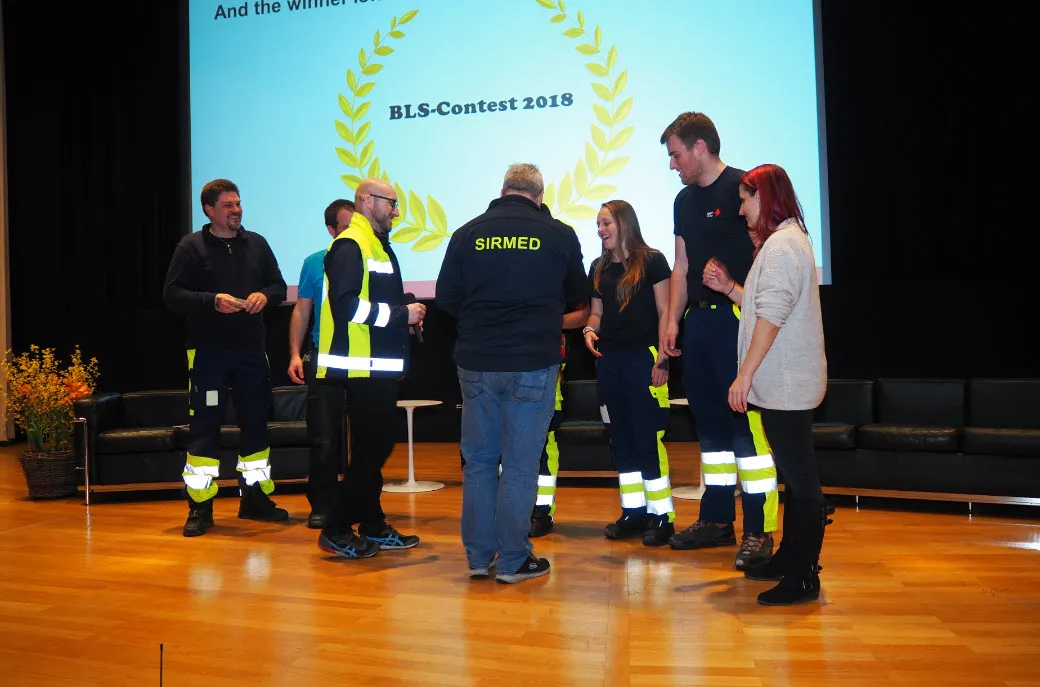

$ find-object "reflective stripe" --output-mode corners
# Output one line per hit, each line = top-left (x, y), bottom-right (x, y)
(700, 450), (737, 465)
(366, 258), (394, 274)
(238, 458), (269, 472)
(704, 473), (738, 486)
(742, 477), (779, 494)
(352, 299), (372, 323)
(374, 303), (391, 328)
(618, 471), (642, 486)
(184, 462), (220, 477)
(318, 353), (404, 372)
(644, 476), (669, 493)
(647, 496), (674, 516)
(183, 474), (213, 490)
(536, 494), (555, 506)
(736, 453), (774, 471)
(240, 466), (272, 486)
(600, 404), (611, 424)
(621, 491), (647, 509)
(538, 475), (557, 488)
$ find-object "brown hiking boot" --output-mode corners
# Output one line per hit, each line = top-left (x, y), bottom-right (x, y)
(735, 532), (773, 570)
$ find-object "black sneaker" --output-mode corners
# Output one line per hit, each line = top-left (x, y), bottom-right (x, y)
(183, 499), (214, 537)
(604, 512), (649, 540)
(495, 556), (550, 584)
(642, 516), (675, 547)
(318, 531), (380, 559)
(529, 509), (554, 538)
(360, 523), (420, 550)
(668, 521), (737, 550)
(735, 532), (774, 569)
(238, 484), (289, 522)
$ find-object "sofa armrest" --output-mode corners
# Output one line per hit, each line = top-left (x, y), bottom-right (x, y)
(74, 392), (122, 433)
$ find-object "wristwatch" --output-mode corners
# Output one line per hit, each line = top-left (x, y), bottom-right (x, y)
(582, 326), (596, 335)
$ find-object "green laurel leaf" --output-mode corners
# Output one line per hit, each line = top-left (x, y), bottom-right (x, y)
(356, 82), (375, 97)
(374, 46), (394, 56)
(339, 94), (354, 117)
(346, 70), (358, 92)
(336, 147), (359, 168)
(590, 83), (612, 101)
(558, 0), (567, 11)
(335, 120), (355, 144)
(390, 30), (405, 39)
(584, 184), (617, 200)
(590, 124), (609, 151)
(394, 183), (408, 219)
(610, 126), (634, 150)
(360, 141), (375, 167)
(564, 27), (584, 38)
(341, 174), (363, 189)
(368, 158), (381, 179)
(373, 30), (381, 48)
(586, 63), (608, 77)
(543, 182), (556, 213)
(612, 69), (628, 97)
(413, 233), (445, 252)
(550, 13), (567, 22)
(400, 9), (419, 23)
(613, 97), (633, 124)
(563, 204), (597, 220)
(585, 143), (601, 176)
(558, 172), (573, 208)
(594, 26), (603, 48)
(574, 160), (588, 194)
(390, 225), (423, 243)
(536, 0), (556, 7)
(356, 121), (371, 143)
(359, 49), (368, 68)
(409, 190), (426, 227)
(355, 103), (372, 121)
(362, 63), (383, 76)
(600, 157), (629, 176)
(576, 44), (599, 55)
(391, 16), (397, 29)
(428, 196), (448, 233)
(593, 104), (613, 128)
(607, 46), (618, 71)
(381, 171), (390, 183)
(577, 10), (585, 27)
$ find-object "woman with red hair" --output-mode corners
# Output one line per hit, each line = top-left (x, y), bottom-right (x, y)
(702, 163), (828, 606)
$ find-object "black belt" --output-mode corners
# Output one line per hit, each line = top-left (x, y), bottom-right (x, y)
(690, 300), (723, 309)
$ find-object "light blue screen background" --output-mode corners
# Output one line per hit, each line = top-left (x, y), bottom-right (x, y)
(189, 0), (829, 294)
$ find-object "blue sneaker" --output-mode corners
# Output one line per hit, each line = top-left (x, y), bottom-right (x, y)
(318, 531), (379, 559)
(361, 523), (420, 550)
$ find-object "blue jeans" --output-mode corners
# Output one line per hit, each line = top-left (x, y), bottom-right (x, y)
(458, 365), (559, 575)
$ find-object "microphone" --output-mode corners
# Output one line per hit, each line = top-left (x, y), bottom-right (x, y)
(403, 292), (424, 343)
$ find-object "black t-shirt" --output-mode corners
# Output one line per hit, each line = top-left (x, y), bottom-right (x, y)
(589, 251), (671, 352)
(673, 166), (755, 305)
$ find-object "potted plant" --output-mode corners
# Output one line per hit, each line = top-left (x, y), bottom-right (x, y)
(1, 345), (99, 499)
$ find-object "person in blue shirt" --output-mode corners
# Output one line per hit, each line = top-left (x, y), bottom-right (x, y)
(288, 198), (355, 529)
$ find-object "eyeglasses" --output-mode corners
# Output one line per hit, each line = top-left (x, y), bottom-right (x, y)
(370, 193), (399, 209)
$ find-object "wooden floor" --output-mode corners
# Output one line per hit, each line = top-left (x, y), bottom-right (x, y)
(1, 442), (1039, 686)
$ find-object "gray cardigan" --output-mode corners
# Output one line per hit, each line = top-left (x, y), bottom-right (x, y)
(738, 219), (827, 411)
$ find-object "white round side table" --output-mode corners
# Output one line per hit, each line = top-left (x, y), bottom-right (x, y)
(383, 400), (444, 493)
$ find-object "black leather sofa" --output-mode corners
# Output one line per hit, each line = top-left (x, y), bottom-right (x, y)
(812, 378), (1040, 502)
(74, 386), (311, 492)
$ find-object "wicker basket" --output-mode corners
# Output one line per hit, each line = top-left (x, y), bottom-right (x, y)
(19, 449), (78, 499)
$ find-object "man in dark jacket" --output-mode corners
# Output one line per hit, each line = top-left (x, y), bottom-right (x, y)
(436, 163), (587, 583)
(163, 178), (288, 537)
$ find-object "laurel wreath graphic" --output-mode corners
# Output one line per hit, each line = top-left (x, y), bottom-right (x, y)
(334, 2), (633, 250)
(535, 0), (632, 224)
(334, 9), (449, 253)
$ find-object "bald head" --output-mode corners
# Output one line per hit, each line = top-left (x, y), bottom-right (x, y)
(355, 177), (399, 234)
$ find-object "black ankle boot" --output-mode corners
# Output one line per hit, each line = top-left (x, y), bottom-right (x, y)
(757, 499), (826, 606)
(757, 563), (821, 605)
(238, 484), (289, 521)
(184, 498), (214, 537)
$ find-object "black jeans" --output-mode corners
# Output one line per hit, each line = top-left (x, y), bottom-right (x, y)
(326, 377), (400, 534)
(304, 352), (347, 514)
(759, 408), (823, 501)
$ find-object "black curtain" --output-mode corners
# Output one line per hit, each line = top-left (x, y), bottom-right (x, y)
(1, 0), (1031, 403)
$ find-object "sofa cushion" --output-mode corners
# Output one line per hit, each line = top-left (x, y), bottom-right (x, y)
(272, 386), (307, 422)
(562, 380), (601, 422)
(96, 428), (177, 454)
(858, 424), (959, 452)
(876, 379), (966, 427)
(268, 421), (308, 447)
(173, 425), (241, 450)
(815, 380), (874, 426)
(962, 427), (1040, 457)
(812, 422), (856, 449)
(968, 379), (1040, 429)
(121, 391), (190, 428)
(556, 421), (607, 444)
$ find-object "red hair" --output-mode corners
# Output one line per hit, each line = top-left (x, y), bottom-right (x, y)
(740, 164), (807, 252)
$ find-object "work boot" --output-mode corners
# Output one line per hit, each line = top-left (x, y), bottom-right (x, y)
(642, 514), (675, 547)
(238, 484), (289, 521)
(604, 511), (648, 540)
(529, 506), (554, 538)
(735, 532), (773, 570)
(183, 498), (214, 537)
(668, 521), (736, 550)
